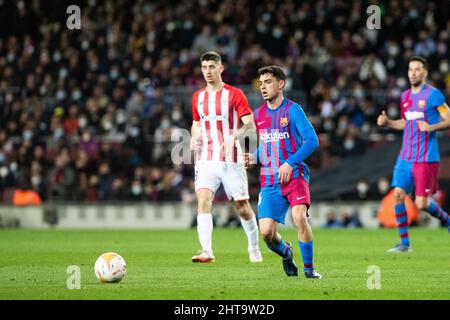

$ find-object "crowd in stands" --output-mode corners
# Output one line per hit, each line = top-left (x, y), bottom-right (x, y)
(0, 0), (449, 203)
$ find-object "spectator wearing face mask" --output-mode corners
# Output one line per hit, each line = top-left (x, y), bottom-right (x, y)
(129, 179), (144, 201)
(377, 176), (391, 199)
(355, 178), (370, 200)
(341, 177), (377, 201)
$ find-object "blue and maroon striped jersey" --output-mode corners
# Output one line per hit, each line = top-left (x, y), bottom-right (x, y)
(253, 98), (319, 187)
(398, 83), (447, 163)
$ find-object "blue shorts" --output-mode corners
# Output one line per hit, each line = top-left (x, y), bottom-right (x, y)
(257, 178), (310, 224)
(391, 160), (414, 194)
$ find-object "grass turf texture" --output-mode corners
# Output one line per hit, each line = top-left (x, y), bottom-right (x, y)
(1, 228), (450, 300)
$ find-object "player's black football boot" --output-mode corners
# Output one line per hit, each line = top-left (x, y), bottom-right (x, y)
(282, 242), (298, 276)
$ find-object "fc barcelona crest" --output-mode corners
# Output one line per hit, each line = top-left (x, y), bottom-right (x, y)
(418, 100), (426, 108)
(280, 117), (289, 127)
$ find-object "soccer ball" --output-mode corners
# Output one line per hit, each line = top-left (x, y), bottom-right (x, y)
(94, 252), (127, 283)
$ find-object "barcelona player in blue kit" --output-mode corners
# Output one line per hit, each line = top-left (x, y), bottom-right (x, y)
(377, 56), (450, 252)
(244, 66), (322, 278)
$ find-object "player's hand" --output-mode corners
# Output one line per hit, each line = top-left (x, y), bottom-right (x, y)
(221, 134), (236, 156)
(377, 111), (389, 126)
(243, 153), (255, 169)
(278, 162), (293, 185)
(190, 136), (201, 151)
(418, 121), (431, 132)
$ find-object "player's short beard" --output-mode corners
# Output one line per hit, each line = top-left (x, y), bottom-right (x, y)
(411, 79), (424, 88)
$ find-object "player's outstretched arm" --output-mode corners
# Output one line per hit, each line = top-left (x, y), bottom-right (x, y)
(377, 110), (406, 130)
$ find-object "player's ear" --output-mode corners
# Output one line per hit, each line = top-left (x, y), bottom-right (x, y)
(279, 79), (286, 90)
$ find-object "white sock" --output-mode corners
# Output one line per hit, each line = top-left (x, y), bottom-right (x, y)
(240, 216), (259, 251)
(197, 213), (213, 255)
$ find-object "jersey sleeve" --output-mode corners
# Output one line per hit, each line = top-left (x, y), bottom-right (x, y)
(232, 89), (252, 118)
(286, 104), (319, 167)
(429, 89), (449, 116)
(192, 93), (200, 121)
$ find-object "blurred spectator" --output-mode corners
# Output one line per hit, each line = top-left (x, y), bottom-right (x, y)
(129, 178), (145, 201)
(341, 177), (378, 201)
(78, 130), (99, 159)
(111, 178), (127, 201)
(322, 212), (343, 228)
(341, 209), (364, 228)
(84, 175), (100, 202)
(98, 162), (113, 201)
(181, 178), (196, 204)
(355, 178), (371, 200)
(64, 105), (80, 137)
(47, 155), (75, 200)
(192, 25), (217, 54)
(376, 176), (391, 199)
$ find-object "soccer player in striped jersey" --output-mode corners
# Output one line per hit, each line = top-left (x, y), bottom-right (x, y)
(377, 56), (450, 253)
(245, 66), (322, 279)
(190, 51), (262, 263)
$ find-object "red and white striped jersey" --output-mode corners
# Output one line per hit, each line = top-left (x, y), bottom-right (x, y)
(192, 84), (252, 163)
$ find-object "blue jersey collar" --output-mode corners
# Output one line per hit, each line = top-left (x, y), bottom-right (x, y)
(266, 98), (286, 112)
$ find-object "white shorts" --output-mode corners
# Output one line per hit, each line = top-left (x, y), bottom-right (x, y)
(194, 161), (250, 201)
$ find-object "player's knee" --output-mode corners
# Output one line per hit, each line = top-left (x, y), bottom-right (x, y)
(292, 206), (309, 228)
(234, 200), (253, 219)
(197, 191), (213, 212)
(393, 189), (406, 203)
(234, 200), (246, 211)
(293, 213), (308, 229)
(260, 227), (275, 243)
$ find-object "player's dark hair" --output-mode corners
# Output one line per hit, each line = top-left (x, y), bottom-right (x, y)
(257, 65), (286, 81)
(200, 51), (222, 64)
(408, 56), (428, 70)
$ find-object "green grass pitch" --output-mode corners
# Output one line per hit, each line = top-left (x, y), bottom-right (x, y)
(1, 227), (450, 300)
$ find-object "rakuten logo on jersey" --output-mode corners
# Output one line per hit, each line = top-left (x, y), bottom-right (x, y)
(404, 111), (424, 120)
(260, 131), (290, 143)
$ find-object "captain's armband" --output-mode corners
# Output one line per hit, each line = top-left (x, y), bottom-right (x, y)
(437, 103), (450, 115)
